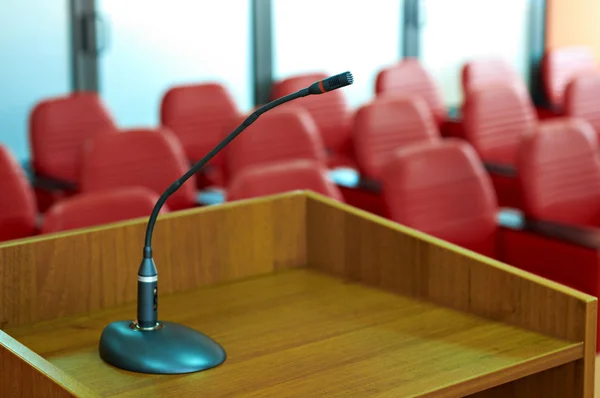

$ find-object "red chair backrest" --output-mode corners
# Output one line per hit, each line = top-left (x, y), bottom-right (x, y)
(381, 139), (498, 257)
(29, 92), (117, 183)
(462, 58), (526, 97)
(564, 73), (600, 135)
(226, 106), (327, 177)
(463, 85), (536, 165)
(375, 59), (446, 126)
(80, 128), (195, 211)
(270, 73), (352, 153)
(517, 118), (600, 227)
(41, 187), (166, 234)
(227, 160), (343, 202)
(353, 96), (440, 180)
(542, 46), (597, 110)
(0, 145), (37, 241)
(160, 83), (239, 166)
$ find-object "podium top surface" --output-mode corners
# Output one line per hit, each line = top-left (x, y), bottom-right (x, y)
(5, 268), (583, 397)
(0, 191), (596, 397)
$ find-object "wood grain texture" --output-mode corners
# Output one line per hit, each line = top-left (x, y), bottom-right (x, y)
(304, 192), (597, 397)
(5, 269), (583, 397)
(0, 330), (97, 397)
(0, 192), (306, 329)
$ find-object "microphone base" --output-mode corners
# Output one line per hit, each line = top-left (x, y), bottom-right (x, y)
(98, 320), (226, 374)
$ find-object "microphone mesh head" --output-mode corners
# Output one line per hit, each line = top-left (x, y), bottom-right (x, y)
(324, 71), (354, 91)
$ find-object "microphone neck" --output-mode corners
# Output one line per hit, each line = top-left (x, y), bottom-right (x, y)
(142, 87), (311, 255)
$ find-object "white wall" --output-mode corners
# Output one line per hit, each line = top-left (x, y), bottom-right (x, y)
(272, 0), (402, 109)
(97, 0), (253, 128)
(420, 0), (531, 107)
(0, 0), (71, 162)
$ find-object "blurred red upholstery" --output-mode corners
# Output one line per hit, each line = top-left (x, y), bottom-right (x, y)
(353, 96), (440, 180)
(461, 58), (526, 97)
(160, 83), (240, 187)
(80, 128), (195, 211)
(227, 160), (343, 202)
(564, 73), (600, 137)
(542, 46), (597, 110)
(381, 139), (498, 257)
(29, 92), (117, 211)
(41, 187), (166, 234)
(270, 73), (354, 168)
(463, 85), (536, 165)
(29, 92), (117, 184)
(463, 85), (537, 208)
(375, 59), (446, 126)
(517, 118), (600, 228)
(0, 145), (37, 242)
(226, 106), (327, 178)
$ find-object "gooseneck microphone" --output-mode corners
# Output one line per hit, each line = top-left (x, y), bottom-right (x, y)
(98, 71), (354, 375)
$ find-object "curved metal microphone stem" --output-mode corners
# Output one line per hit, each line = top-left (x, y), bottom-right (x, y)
(98, 71), (353, 375)
(142, 88), (310, 254)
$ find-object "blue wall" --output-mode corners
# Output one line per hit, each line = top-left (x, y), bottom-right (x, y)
(0, 0), (71, 163)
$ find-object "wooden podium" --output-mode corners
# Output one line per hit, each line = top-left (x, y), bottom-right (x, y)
(0, 191), (596, 397)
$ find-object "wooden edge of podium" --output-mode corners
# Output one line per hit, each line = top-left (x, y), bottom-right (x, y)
(303, 191), (597, 397)
(0, 330), (98, 397)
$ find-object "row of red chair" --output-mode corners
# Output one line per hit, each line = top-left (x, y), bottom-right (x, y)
(22, 46), (597, 216)
(7, 47), (597, 230)
(0, 143), (167, 241)
(0, 118), (344, 242)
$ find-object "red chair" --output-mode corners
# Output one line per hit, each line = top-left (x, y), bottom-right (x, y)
(564, 73), (600, 138)
(462, 58), (526, 97)
(353, 96), (440, 181)
(541, 46), (597, 112)
(0, 144), (37, 242)
(380, 139), (498, 257)
(270, 73), (354, 168)
(462, 85), (537, 208)
(517, 118), (600, 228)
(375, 59), (446, 127)
(41, 187), (166, 234)
(80, 128), (196, 211)
(226, 106), (327, 178)
(160, 83), (240, 188)
(29, 92), (118, 211)
(227, 160), (344, 202)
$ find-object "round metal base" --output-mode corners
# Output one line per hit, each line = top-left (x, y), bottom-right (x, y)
(98, 321), (226, 374)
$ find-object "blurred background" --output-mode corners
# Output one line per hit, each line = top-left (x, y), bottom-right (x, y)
(4, 0), (596, 164)
(1, 0), (600, 252)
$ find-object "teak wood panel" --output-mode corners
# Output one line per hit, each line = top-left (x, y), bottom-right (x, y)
(0, 331), (96, 397)
(304, 193), (597, 397)
(0, 192), (306, 329)
(3, 270), (585, 397)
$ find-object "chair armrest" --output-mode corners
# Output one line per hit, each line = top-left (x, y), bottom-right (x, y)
(523, 219), (600, 250)
(31, 174), (77, 192)
(498, 209), (600, 250)
(357, 178), (381, 192)
(328, 168), (381, 193)
(196, 188), (226, 206)
(484, 162), (517, 178)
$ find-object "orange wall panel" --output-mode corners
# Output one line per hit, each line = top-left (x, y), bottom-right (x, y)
(546, 0), (600, 58)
